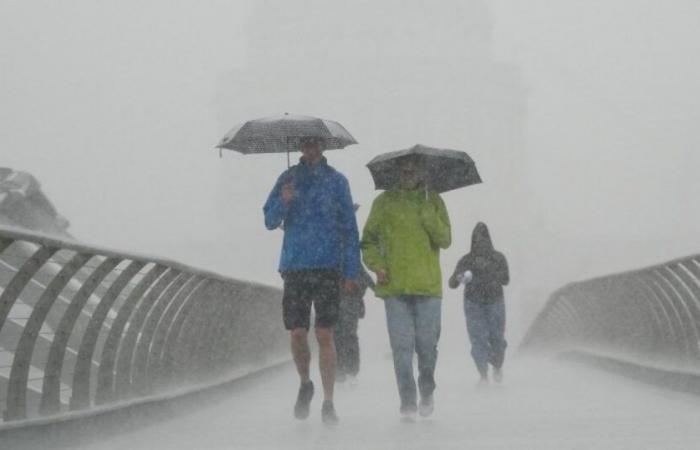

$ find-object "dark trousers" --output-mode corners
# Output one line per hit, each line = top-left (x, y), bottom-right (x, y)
(334, 297), (362, 378)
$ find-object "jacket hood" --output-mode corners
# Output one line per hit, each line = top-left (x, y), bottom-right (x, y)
(470, 222), (494, 255)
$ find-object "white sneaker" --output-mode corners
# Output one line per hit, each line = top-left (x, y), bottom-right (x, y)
(400, 405), (417, 423)
(418, 395), (434, 417)
(493, 368), (503, 383)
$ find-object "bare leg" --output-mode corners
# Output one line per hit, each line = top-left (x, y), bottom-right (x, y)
(316, 326), (336, 401)
(290, 328), (311, 383)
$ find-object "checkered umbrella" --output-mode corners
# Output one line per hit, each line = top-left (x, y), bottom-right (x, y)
(216, 113), (358, 155)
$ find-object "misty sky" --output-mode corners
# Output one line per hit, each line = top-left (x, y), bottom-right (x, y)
(2, 1), (699, 315)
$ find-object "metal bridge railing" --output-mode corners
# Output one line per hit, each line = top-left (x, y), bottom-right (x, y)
(0, 226), (288, 423)
(520, 253), (700, 373)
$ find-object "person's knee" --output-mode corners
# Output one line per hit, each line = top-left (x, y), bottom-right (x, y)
(390, 336), (414, 359)
(315, 326), (334, 345)
(416, 324), (440, 344)
(469, 329), (488, 344)
(290, 328), (308, 343)
(415, 337), (437, 357)
(388, 327), (412, 348)
(488, 331), (506, 347)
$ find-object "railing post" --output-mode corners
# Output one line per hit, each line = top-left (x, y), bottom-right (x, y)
(39, 257), (121, 416)
(159, 279), (216, 384)
(0, 246), (58, 336)
(95, 264), (167, 405)
(113, 268), (180, 399)
(130, 273), (193, 394)
(522, 254), (700, 375)
(0, 227), (287, 424)
(4, 252), (94, 421)
(70, 260), (145, 411)
(146, 276), (205, 387)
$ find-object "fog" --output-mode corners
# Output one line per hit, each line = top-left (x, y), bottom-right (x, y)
(73, 356), (700, 450)
(2, 1), (700, 445)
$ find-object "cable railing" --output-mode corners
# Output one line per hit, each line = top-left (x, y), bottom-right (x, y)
(0, 225), (288, 424)
(521, 253), (700, 376)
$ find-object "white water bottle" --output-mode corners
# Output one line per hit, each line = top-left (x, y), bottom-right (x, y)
(459, 270), (473, 285)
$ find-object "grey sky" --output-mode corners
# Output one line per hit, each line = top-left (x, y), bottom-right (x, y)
(2, 1), (699, 325)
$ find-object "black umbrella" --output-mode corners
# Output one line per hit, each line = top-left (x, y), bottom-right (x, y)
(216, 113), (357, 164)
(367, 144), (481, 194)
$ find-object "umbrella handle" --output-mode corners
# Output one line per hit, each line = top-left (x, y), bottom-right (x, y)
(286, 135), (292, 168)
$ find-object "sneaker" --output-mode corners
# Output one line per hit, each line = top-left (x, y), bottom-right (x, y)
(493, 367), (503, 383)
(476, 376), (489, 388)
(294, 380), (314, 420)
(400, 404), (418, 423)
(418, 394), (434, 417)
(321, 400), (339, 425)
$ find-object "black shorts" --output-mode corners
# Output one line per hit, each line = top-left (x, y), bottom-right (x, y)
(282, 269), (341, 330)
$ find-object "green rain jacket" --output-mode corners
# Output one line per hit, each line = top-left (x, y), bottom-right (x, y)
(361, 188), (451, 299)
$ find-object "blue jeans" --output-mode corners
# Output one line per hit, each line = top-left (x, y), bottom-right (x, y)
(384, 296), (441, 410)
(464, 298), (507, 377)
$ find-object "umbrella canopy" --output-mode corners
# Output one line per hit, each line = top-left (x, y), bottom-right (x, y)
(367, 144), (481, 194)
(216, 113), (358, 154)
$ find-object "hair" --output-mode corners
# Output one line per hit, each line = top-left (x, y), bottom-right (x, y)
(299, 137), (324, 150)
(398, 154), (422, 167)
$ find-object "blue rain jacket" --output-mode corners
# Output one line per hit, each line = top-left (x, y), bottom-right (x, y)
(263, 157), (361, 279)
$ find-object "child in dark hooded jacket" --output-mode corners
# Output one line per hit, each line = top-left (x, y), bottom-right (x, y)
(449, 222), (509, 384)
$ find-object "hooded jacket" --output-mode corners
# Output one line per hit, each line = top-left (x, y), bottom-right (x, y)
(361, 188), (451, 298)
(263, 157), (361, 279)
(449, 222), (509, 303)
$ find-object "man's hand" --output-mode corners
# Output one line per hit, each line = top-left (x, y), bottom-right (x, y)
(343, 278), (358, 294)
(281, 182), (295, 204)
(376, 269), (389, 285)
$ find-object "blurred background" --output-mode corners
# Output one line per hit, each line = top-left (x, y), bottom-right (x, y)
(2, 0), (699, 344)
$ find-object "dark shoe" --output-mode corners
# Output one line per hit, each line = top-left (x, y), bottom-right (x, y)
(418, 394), (434, 417)
(321, 400), (339, 425)
(294, 380), (314, 420)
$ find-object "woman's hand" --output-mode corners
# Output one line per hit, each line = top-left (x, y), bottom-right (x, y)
(343, 278), (358, 294)
(376, 269), (390, 285)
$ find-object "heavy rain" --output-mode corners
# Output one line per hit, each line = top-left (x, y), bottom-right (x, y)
(1, 1), (700, 449)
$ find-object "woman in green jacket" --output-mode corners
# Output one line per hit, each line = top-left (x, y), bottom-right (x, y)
(361, 157), (451, 420)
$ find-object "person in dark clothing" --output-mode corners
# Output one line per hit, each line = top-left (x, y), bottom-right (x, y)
(449, 222), (509, 384)
(334, 264), (374, 383)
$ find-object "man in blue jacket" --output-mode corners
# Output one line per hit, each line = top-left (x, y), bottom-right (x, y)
(264, 136), (361, 425)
